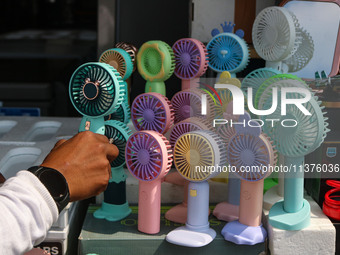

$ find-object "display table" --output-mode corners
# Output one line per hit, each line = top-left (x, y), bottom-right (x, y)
(79, 205), (266, 255)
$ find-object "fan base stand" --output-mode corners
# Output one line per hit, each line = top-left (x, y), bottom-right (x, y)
(93, 201), (131, 222)
(165, 203), (187, 224)
(166, 225), (216, 247)
(213, 202), (239, 222)
(221, 220), (267, 245)
(268, 199), (311, 230)
(263, 186), (283, 211)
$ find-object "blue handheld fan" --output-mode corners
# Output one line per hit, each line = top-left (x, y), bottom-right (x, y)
(207, 28), (249, 79)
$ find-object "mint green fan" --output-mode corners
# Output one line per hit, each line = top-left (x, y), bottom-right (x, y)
(241, 67), (281, 103)
(69, 62), (125, 133)
(262, 84), (329, 230)
(94, 120), (132, 221)
(105, 101), (131, 124)
(137, 41), (175, 96)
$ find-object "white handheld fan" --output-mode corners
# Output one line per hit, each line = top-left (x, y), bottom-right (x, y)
(166, 130), (227, 247)
(252, 6), (314, 74)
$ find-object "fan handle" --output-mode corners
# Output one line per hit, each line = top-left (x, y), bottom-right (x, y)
(138, 179), (162, 234)
(266, 61), (288, 73)
(283, 156), (305, 213)
(79, 117), (105, 134)
(213, 173), (241, 222)
(145, 81), (166, 95)
(186, 181), (210, 230)
(239, 179), (264, 227)
(182, 78), (200, 91)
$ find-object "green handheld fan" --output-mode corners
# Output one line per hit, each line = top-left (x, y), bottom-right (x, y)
(137, 41), (175, 96)
(94, 120), (132, 221)
(262, 83), (329, 230)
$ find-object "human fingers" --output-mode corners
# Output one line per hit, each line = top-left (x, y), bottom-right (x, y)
(106, 143), (119, 162)
(54, 139), (67, 149)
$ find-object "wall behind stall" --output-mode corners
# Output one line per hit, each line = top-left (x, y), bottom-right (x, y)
(114, 0), (191, 102)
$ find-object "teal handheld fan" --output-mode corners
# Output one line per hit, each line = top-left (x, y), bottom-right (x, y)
(99, 48), (133, 102)
(262, 82), (329, 230)
(69, 62), (125, 133)
(93, 120), (132, 221)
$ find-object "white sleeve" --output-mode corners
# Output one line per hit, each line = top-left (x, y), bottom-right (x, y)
(0, 170), (59, 255)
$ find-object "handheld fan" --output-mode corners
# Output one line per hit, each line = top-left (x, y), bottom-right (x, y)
(115, 42), (138, 72)
(282, 28), (314, 73)
(137, 40), (175, 95)
(172, 38), (208, 90)
(241, 67), (281, 104)
(131, 92), (174, 134)
(252, 6), (314, 74)
(165, 117), (213, 224)
(69, 62), (125, 133)
(222, 113), (277, 245)
(255, 75), (309, 209)
(212, 119), (240, 222)
(166, 130), (227, 247)
(262, 87), (329, 230)
(125, 130), (173, 234)
(99, 48), (133, 102)
(207, 29), (249, 78)
(105, 101), (131, 124)
(171, 88), (214, 123)
(94, 120), (132, 221)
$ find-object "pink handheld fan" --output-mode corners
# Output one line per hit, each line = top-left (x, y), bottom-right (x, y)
(125, 130), (173, 234)
(171, 88), (214, 124)
(172, 38), (208, 90)
(165, 117), (213, 224)
(221, 113), (277, 245)
(131, 92), (174, 134)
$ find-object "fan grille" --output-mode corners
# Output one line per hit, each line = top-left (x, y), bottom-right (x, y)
(99, 48), (133, 80)
(228, 134), (271, 181)
(105, 101), (131, 124)
(105, 120), (131, 168)
(262, 93), (328, 157)
(169, 117), (212, 148)
(241, 67), (281, 101)
(115, 42), (138, 72)
(283, 28), (314, 72)
(69, 62), (125, 117)
(131, 92), (174, 134)
(126, 131), (173, 181)
(207, 33), (249, 73)
(174, 132), (211, 181)
(254, 74), (303, 109)
(252, 6), (299, 61)
(172, 38), (208, 80)
(171, 88), (214, 123)
(137, 41), (175, 81)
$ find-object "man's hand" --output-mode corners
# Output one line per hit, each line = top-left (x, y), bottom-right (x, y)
(41, 131), (119, 201)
